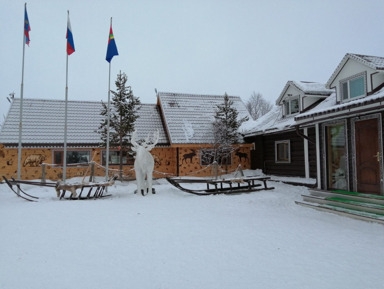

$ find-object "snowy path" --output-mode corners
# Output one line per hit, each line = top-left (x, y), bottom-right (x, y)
(1, 178), (383, 289)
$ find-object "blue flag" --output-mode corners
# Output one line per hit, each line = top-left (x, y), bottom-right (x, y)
(106, 25), (118, 63)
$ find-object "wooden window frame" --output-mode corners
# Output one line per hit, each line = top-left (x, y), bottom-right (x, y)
(275, 140), (291, 163)
(284, 98), (300, 116)
(101, 150), (134, 166)
(340, 72), (366, 102)
(53, 150), (91, 167)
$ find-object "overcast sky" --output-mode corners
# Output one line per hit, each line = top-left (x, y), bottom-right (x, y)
(1, 0), (384, 126)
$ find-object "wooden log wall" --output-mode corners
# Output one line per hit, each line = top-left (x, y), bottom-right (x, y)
(177, 144), (252, 177)
(0, 144), (252, 181)
(261, 128), (317, 178)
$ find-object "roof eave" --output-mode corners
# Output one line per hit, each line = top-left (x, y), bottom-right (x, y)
(296, 96), (384, 125)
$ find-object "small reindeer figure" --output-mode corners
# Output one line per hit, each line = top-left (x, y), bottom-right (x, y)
(235, 149), (248, 162)
(182, 149), (196, 164)
(131, 130), (159, 196)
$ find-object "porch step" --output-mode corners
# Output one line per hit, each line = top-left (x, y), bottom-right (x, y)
(309, 188), (384, 205)
(296, 189), (384, 224)
(295, 200), (384, 225)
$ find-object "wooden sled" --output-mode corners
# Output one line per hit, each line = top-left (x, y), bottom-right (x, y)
(166, 176), (274, 195)
(2, 176), (56, 202)
(2, 176), (117, 201)
(55, 176), (118, 200)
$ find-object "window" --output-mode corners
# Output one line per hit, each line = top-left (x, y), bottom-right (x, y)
(284, 98), (299, 115)
(53, 150), (91, 166)
(341, 74), (366, 101)
(275, 140), (290, 163)
(325, 122), (347, 190)
(102, 150), (134, 166)
(200, 148), (232, 166)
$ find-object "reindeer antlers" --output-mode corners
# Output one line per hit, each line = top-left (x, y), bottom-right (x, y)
(145, 130), (159, 151)
(130, 130), (159, 151)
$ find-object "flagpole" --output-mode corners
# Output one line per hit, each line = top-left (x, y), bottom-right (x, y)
(63, 52), (68, 182)
(105, 17), (112, 182)
(63, 10), (69, 182)
(17, 3), (27, 182)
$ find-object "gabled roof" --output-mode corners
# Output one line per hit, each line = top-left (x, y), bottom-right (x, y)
(276, 81), (333, 105)
(326, 53), (384, 88)
(0, 98), (168, 146)
(157, 92), (250, 144)
(241, 80), (333, 136)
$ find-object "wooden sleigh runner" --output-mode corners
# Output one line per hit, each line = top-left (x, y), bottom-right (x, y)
(2, 176), (117, 201)
(166, 176), (274, 195)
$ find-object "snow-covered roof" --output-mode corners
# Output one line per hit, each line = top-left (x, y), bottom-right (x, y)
(242, 86), (384, 135)
(157, 92), (250, 144)
(276, 81), (333, 105)
(326, 53), (384, 88)
(241, 106), (296, 136)
(242, 81), (333, 136)
(292, 81), (332, 93)
(0, 98), (168, 146)
(296, 88), (384, 124)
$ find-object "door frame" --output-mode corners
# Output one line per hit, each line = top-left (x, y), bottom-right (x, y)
(351, 113), (383, 194)
(322, 119), (349, 191)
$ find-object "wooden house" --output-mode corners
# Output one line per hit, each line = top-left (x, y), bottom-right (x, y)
(242, 81), (334, 179)
(295, 53), (384, 194)
(243, 52), (384, 196)
(0, 92), (252, 181)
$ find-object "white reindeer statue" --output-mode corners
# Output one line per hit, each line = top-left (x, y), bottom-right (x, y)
(131, 130), (159, 196)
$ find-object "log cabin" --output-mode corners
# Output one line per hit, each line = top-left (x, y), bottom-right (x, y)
(0, 92), (252, 181)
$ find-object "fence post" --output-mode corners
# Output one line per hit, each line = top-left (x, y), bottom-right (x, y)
(41, 163), (46, 183)
(89, 161), (95, 182)
(212, 161), (219, 180)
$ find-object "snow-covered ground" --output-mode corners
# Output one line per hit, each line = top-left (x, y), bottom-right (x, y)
(1, 172), (383, 289)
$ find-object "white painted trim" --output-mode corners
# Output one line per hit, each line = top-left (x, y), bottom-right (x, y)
(304, 128), (310, 179)
(275, 140), (291, 163)
(315, 124), (321, 189)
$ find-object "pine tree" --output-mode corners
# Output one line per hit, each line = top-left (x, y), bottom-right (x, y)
(213, 93), (248, 145)
(98, 71), (141, 178)
(210, 93), (248, 173)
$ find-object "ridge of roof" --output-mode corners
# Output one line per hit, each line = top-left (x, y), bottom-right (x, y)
(276, 80), (333, 105)
(291, 81), (334, 95)
(12, 97), (102, 104)
(349, 53), (384, 70)
(10, 97), (158, 107)
(157, 91), (240, 99)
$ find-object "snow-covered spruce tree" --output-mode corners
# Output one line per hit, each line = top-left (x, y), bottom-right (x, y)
(98, 71), (141, 179)
(210, 93), (248, 173)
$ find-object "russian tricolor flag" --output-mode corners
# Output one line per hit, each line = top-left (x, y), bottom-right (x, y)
(66, 13), (75, 55)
